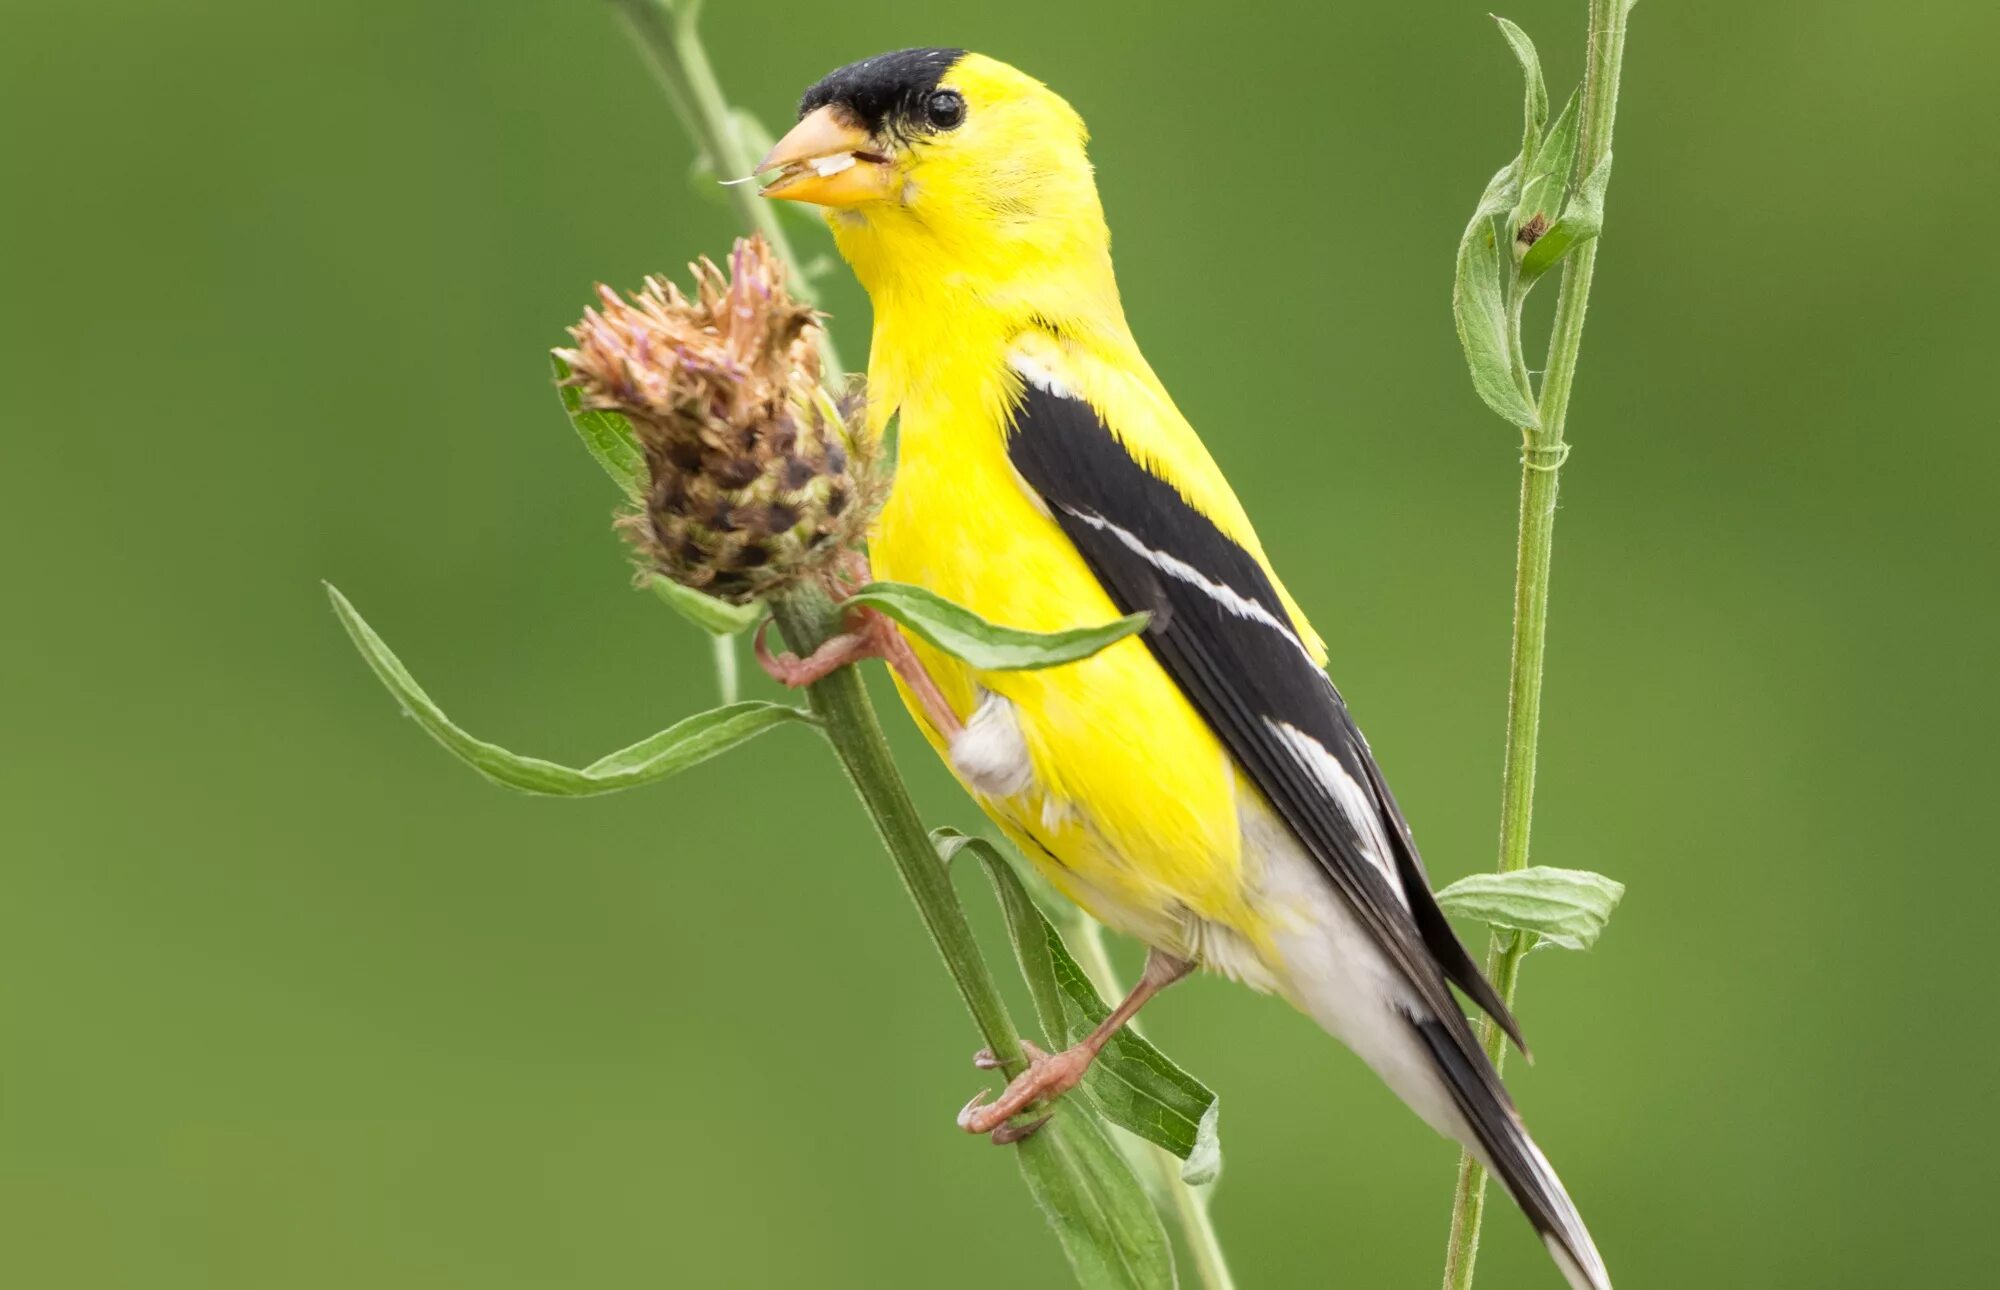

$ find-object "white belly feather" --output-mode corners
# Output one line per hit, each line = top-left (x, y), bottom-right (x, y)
(1230, 790), (1468, 1143)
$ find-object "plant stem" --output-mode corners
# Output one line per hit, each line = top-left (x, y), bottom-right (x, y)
(623, 0), (1031, 1139)
(1066, 915), (1237, 1290)
(1440, 3), (1631, 1288)
(709, 632), (739, 705)
(607, 0), (845, 381)
(617, 3), (996, 1041)
(770, 585), (1027, 1075)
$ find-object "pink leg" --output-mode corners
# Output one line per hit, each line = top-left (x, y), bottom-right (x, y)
(753, 616), (876, 686)
(959, 949), (1195, 1144)
(868, 612), (962, 740)
(755, 607), (963, 740)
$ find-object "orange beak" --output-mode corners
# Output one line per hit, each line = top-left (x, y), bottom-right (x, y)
(756, 105), (897, 207)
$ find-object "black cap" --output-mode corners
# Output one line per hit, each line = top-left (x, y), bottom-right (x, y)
(799, 47), (967, 135)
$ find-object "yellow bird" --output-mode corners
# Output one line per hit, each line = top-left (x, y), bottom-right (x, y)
(754, 48), (1610, 1290)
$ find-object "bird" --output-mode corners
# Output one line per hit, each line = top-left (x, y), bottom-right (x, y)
(750, 47), (1611, 1290)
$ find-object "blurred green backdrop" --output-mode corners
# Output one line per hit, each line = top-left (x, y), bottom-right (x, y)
(4, 2), (1996, 1286)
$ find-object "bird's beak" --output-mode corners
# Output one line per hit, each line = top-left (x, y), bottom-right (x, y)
(756, 105), (896, 207)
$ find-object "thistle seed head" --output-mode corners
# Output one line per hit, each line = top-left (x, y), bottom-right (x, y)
(556, 237), (880, 602)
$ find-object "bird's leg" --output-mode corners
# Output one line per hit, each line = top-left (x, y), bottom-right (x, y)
(754, 608), (963, 739)
(959, 948), (1195, 1144)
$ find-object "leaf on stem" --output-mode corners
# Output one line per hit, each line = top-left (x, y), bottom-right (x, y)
(1014, 1107), (1179, 1290)
(932, 840), (1176, 1286)
(328, 584), (811, 795)
(1513, 89), (1580, 257)
(552, 354), (646, 499)
(647, 574), (763, 636)
(1434, 865), (1626, 952)
(936, 830), (1222, 1182)
(1493, 16), (1549, 173)
(1520, 151), (1614, 284)
(850, 582), (1149, 672)
(1452, 159), (1540, 430)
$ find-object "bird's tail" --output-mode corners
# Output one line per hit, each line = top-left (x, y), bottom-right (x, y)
(1412, 1017), (1611, 1290)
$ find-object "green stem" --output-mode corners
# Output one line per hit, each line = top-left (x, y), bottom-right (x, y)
(1441, 3), (1631, 1288)
(615, 3), (988, 1039)
(1066, 916), (1237, 1290)
(709, 632), (739, 705)
(770, 586), (1026, 1075)
(607, 0), (845, 381)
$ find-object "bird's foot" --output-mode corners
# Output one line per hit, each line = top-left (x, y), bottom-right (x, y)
(958, 1039), (1096, 1144)
(753, 612), (882, 687)
(754, 605), (963, 738)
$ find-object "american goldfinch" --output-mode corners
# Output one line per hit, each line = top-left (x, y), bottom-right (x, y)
(754, 48), (1610, 1290)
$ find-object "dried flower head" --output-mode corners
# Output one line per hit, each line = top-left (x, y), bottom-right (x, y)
(556, 236), (880, 603)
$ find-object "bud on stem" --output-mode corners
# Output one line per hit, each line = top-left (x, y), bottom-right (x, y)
(557, 236), (881, 603)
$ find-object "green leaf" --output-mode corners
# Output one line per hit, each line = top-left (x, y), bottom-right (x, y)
(328, 584), (811, 795)
(1493, 16), (1549, 173)
(937, 830), (1221, 1181)
(1452, 159), (1541, 430)
(935, 828), (1181, 1284)
(551, 354), (646, 499)
(1520, 150), (1614, 283)
(1015, 1106), (1178, 1290)
(1513, 89), (1580, 254)
(646, 574), (762, 636)
(1434, 865), (1626, 952)
(1179, 1101), (1222, 1189)
(849, 583), (1149, 672)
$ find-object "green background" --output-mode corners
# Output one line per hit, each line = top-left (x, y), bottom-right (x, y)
(5, 2), (1994, 1286)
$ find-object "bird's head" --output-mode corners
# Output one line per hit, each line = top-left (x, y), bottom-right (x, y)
(757, 49), (1112, 306)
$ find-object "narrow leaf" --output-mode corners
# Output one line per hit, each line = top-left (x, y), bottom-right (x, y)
(1015, 1107), (1178, 1290)
(1493, 16), (1549, 171)
(851, 582), (1149, 672)
(1434, 865), (1626, 952)
(1520, 150), (1614, 283)
(1452, 160), (1541, 430)
(328, 584), (810, 795)
(647, 574), (762, 635)
(551, 354), (646, 499)
(1513, 89), (1580, 254)
(937, 830), (1221, 1178)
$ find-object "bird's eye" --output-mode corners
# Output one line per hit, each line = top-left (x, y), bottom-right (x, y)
(925, 89), (966, 130)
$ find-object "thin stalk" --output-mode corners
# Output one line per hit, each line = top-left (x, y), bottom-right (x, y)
(770, 585), (1026, 1076)
(1440, 3), (1632, 1288)
(1066, 915), (1237, 1290)
(607, 0), (845, 381)
(709, 632), (739, 705)
(618, 0), (1024, 1090)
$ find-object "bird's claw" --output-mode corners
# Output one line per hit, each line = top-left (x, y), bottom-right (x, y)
(754, 603), (965, 740)
(957, 1088), (1055, 1145)
(989, 1113), (1053, 1145)
(957, 1040), (1089, 1144)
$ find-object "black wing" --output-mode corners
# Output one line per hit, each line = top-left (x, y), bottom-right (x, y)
(1005, 377), (1525, 1053)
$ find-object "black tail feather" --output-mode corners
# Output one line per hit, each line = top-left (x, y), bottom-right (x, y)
(1411, 1017), (1610, 1290)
